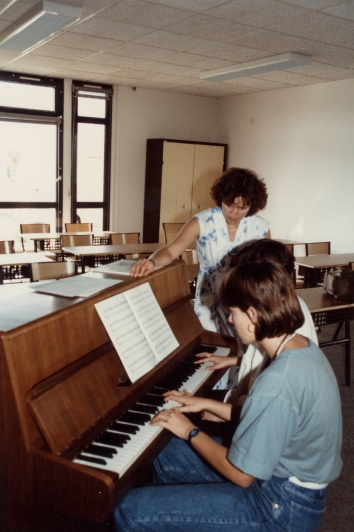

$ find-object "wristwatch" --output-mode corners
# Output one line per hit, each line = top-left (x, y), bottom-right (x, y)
(188, 428), (201, 443)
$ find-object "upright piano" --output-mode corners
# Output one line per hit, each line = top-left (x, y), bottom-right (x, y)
(0, 261), (234, 532)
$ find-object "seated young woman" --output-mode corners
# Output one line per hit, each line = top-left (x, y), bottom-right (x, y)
(113, 261), (342, 532)
(196, 238), (318, 398)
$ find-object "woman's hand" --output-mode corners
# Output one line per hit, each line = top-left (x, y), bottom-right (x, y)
(163, 389), (208, 414)
(195, 353), (239, 371)
(150, 408), (196, 440)
(130, 258), (155, 277)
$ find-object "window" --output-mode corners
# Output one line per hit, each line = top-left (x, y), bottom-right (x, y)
(71, 82), (112, 232)
(0, 72), (63, 244)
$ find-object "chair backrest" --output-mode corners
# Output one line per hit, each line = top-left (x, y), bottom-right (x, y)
(162, 223), (185, 244)
(30, 261), (77, 282)
(20, 223), (50, 234)
(181, 249), (199, 265)
(64, 223), (93, 232)
(0, 240), (15, 254)
(61, 234), (93, 247)
(350, 262), (354, 271)
(110, 233), (140, 245)
(20, 224), (51, 251)
(283, 243), (294, 254)
(306, 242), (331, 256)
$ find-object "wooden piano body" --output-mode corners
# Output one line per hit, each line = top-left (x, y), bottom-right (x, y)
(0, 261), (234, 532)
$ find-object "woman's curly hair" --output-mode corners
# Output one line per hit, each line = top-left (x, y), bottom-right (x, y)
(210, 167), (268, 216)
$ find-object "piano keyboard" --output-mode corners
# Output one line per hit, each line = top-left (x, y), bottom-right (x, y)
(74, 345), (229, 477)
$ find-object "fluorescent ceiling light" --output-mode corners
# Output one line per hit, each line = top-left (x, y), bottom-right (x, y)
(0, 1), (82, 53)
(200, 53), (311, 82)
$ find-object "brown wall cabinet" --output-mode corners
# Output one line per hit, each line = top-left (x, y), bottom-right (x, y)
(143, 139), (227, 243)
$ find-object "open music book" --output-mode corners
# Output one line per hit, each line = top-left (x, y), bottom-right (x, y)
(95, 283), (180, 383)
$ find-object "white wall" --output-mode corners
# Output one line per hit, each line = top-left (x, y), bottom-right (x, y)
(110, 85), (222, 234)
(217, 79), (354, 254)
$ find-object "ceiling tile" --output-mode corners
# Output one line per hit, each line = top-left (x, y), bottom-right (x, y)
(322, 1), (354, 21)
(166, 13), (251, 44)
(98, 0), (192, 28)
(70, 16), (153, 41)
(205, 0), (308, 27)
(50, 31), (118, 52)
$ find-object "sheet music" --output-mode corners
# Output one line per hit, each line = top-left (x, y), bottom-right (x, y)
(95, 283), (179, 383)
(93, 260), (136, 275)
(93, 259), (162, 276)
(32, 274), (122, 298)
(125, 283), (179, 361)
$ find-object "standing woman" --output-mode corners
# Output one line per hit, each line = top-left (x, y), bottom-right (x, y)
(114, 262), (342, 532)
(131, 167), (270, 335)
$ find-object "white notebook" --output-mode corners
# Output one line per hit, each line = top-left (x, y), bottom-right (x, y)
(95, 282), (179, 383)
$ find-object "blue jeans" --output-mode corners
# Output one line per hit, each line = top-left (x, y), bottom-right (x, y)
(113, 437), (328, 532)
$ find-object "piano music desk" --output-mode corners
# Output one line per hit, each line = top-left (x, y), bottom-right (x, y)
(0, 260), (235, 532)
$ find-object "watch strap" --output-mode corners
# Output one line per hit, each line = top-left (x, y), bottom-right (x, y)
(188, 428), (201, 443)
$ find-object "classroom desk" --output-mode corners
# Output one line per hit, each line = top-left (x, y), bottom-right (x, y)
(0, 252), (54, 284)
(61, 243), (164, 272)
(295, 253), (354, 288)
(297, 286), (354, 385)
(25, 232), (113, 252)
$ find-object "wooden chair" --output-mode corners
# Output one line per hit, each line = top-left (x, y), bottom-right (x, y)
(61, 234), (93, 247)
(64, 223), (93, 232)
(0, 240), (15, 254)
(61, 234), (94, 270)
(306, 242), (331, 256)
(303, 241), (331, 287)
(180, 249), (199, 295)
(162, 222), (185, 244)
(20, 223), (50, 252)
(30, 261), (77, 282)
(110, 233), (140, 245)
(110, 233), (141, 259)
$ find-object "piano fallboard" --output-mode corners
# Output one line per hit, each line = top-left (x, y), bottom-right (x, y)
(0, 261), (235, 530)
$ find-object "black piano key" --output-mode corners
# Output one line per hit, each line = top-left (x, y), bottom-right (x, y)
(95, 432), (128, 447)
(149, 386), (169, 394)
(84, 444), (117, 458)
(77, 454), (107, 466)
(110, 422), (139, 434)
(132, 403), (159, 415)
(119, 411), (152, 425)
(139, 394), (165, 406)
(194, 345), (217, 355)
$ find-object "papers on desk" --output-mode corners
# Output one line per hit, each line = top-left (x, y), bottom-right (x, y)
(92, 259), (162, 276)
(95, 282), (180, 383)
(31, 274), (122, 298)
(92, 259), (136, 275)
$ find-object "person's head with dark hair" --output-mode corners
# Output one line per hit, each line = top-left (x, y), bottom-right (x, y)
(210, 167), (268, 217)
(230, 239), (294, 276)
(220, 261), (304, 342)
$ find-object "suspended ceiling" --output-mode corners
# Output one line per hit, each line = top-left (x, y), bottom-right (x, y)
(0, 0), (353, 97)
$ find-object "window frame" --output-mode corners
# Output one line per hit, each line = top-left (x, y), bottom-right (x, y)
(71, 81), (112, 230)
(0, 71), (64, 231)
